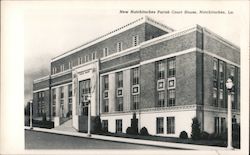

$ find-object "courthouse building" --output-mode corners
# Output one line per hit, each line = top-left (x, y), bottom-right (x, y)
(32, 16), (240, 137)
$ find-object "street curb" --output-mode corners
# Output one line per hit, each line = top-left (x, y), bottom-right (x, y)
(24, 126), (235, 150)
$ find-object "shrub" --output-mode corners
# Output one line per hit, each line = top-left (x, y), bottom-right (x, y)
(191, 117), (201, 140)
(42, 113), (47, 121)
(179, 131), (188, 139)
(66, 111), (72, 117)
(130, 113), (138, 135)
(126, 127), (133, 134)
(140, 127), (149, 136)
(200, 131), (209, 140)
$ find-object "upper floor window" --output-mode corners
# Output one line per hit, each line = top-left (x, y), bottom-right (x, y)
(60, 64), (64, 72)
(117, 72), (123, 88)
(69, 61), (72, 69)
(117, 42), (122, 52)
(85, 55), (89, 62)
(230, 65), (235, 77)
(78, 57), (83, 65)
(68, 84), (72, 97)
(157, 60), (165, 80)
(104, 75), (109, 90)
(92, 52), (96, 60)
(132, 35), (139, 46)
(168, 89), (175, 106)
(168, 58), (176, 77)
(103, 47), (109, 57)
(60, 87), (64, 99)
(52, 67), (57, 74)
(132, 67), (139, 85)
(157, 91), (165, 107)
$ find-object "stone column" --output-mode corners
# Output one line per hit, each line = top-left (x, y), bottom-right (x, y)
(64, 85), (69, 117)
(109, 73), (116, 112)
(56, 87), (60, 117)
(123, 69), (131, 111)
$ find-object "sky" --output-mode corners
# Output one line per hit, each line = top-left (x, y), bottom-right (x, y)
(20, 1), (244, 105)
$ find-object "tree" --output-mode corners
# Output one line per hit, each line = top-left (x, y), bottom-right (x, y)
(191, 117), (201, 140)
(130, 112), (138, 135)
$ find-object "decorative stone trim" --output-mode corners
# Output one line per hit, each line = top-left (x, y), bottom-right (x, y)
(33, 75), (50, 84)
(51, 69), (72, 79)
(101, 104), (197, 116)
(33, 87), (49, 93)
(203, 105), (240, 114)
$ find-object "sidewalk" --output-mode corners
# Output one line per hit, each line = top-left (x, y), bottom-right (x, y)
(25, 126), (235, 150)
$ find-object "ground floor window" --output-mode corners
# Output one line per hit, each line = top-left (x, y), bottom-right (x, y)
(214, 117), (220, 134)
(221, 117), (226, 133)
(156, 117), (164, 134)
(116, 119), (122, 133)
(102, 120), (108, 132)
(167, 117), (175, 134)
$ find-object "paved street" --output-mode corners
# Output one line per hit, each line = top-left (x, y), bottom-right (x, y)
(25, 130), (173, 149)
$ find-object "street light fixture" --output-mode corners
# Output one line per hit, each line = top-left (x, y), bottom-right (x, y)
(226, 78), (234, 149)
(29, 100), (33, 129)
(86, 94), (91, 137)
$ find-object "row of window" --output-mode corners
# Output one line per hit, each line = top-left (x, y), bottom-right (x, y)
(37, 91), (45, 116)
(102, 116), (175, 134)
(51, 84), (72, 116)
(51, 36), (139, 75)
(156, 117), (175, 134)
(102, 67), (140, 113)
(156, 58), (176, 107)
(212, 58), (238, 109)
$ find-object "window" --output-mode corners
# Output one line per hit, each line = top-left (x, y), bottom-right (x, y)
(219, 90), (224, 107)
(52, 89), (56, 116)
(60, 64), (64, 72)
(156, 117), (164, 134)
(103, 99), (109, 112)
(167, 117), (175, 134)
(69, 61), (72, 69)
(213, 59), (218, 88)
(117, 42), (122, 52)
(68, 84), (72, 113)
(214, 117), (220, 134)
(213, 88), (218, 106)
(219, 61), (224, 90)
(221, 117), (226, 133)
(132, 95), (139, 110)
(85, 55), (89, 62)
(102, 120), (108, 132)
(168, 78), (176, 89)
(60, 87), (64, 99)
(168, 58), (176, 77)
(104, 75), (109, 90)
(79, 79), (91, 115)
(37, 91), (45, 116)
(116, 97), (123, 111)
(132, 35), (139, 46)
(132, 67), (139, 85)
(168, 89), (175, 106)
(157, 91), (165, 107)
(78, 57), (83, 65)
(92, 52), (96, 60)
(232, 92), (236, 109)
(230, 66), (235, 77)
(103, 47), (109, 57)
(116, 119), (122, 133)
(52, 67), (57, 74)
(117, 72), (123, 88)
(157, 60), (165, 80)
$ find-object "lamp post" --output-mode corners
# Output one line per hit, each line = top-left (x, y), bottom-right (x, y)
(29, 100), (33, 129)
(86, 94), (91, 137)
(226, 78), (234, 149)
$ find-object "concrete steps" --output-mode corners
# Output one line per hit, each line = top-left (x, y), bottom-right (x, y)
(54, 119), (77, 132)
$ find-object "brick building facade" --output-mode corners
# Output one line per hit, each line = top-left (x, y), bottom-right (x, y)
(32, 16), (240, 137)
